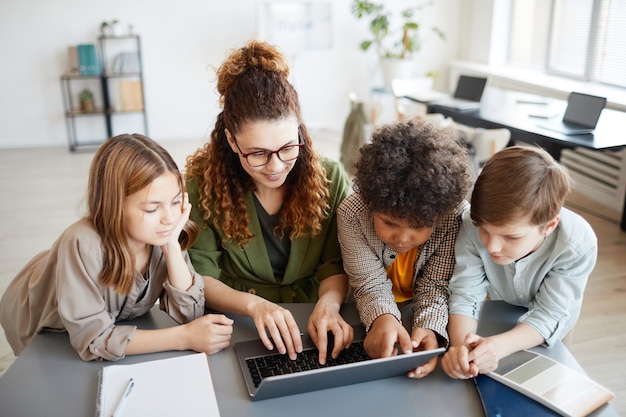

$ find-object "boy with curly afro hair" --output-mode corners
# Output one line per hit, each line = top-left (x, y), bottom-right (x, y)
(337, 119), (472, 379)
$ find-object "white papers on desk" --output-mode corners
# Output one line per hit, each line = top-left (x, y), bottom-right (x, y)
(403, 90), (450, 103)
(95, 352), (220, 417)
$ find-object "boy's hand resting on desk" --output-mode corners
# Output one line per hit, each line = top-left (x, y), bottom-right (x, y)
(363, 314), (439, 378)
(246, 298), (303, 360)
(307, 297), (354, 365)
(441, 333), (498, 379)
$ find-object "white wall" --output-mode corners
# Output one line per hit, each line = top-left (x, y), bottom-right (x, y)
(0, 0), (469, 149)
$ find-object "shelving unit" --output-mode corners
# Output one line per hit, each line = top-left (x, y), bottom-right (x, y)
(60, 35), (148, 152)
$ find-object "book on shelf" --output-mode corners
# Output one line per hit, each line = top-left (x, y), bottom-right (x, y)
(77, 44), (101, 76)
(115, 80), (144, 111)
(478, 349), (614, 417)
(67, 46), (80, 74)
(112, 51), (140, 73)
(94, 352), (220, 417)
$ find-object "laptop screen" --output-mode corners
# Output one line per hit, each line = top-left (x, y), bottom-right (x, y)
(562, 92), (606, 128)
(453, 75), (488, 101)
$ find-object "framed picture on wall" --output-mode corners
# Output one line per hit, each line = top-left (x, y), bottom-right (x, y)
(256, 2), (332, 55)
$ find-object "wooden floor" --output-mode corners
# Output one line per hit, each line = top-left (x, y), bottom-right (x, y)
(0, 134), (624, 415)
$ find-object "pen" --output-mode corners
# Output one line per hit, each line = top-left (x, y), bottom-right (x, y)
(112, 378), (134, 417)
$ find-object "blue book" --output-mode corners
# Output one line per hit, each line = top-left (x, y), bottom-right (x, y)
(78, 44), (101, 75)
(475, 374), (561, 417)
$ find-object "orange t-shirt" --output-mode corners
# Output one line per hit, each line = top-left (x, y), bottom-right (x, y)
(386, 246), (419, 302)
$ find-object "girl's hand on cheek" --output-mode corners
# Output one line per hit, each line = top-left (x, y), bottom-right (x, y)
(166, 192), (191, 249)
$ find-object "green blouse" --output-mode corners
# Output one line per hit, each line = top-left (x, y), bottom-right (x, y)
(186, 158), (350, 303)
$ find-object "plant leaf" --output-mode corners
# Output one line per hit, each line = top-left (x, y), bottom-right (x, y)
(360, 40), (373, 51)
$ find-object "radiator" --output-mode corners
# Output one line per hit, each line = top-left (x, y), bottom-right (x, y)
(560, 147), (626, 212)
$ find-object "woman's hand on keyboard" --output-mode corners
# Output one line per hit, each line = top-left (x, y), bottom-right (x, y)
(307, 296), (354, 365)
(248, 299), (303, 360)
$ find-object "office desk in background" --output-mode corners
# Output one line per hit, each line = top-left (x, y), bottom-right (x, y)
(0, 302), (617, 417)
(426, 87), (626, 230)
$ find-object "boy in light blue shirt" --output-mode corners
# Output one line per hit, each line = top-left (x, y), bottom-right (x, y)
(442, 146), (597, 379)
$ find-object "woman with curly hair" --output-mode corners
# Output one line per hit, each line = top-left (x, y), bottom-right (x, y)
(185, 40), (352, 363)
(337, 120), (473, 378)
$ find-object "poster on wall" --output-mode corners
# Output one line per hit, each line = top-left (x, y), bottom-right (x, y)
(256, 2), (332, 55)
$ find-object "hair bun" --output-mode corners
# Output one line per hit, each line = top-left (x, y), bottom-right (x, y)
(216, 40), (289, 100)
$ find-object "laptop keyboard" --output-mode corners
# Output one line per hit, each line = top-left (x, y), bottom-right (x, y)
(246, 341), (371, 387)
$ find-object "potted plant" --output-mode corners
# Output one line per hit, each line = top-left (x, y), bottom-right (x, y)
(351, 0), (445, 86)
(100, 19), (121, 37)
(79, 88), (94, 112)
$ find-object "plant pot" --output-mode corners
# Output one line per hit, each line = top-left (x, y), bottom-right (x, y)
(80, 99), (94, 112)
(112, 23), (124, 37)
(380, 58), (415, 89)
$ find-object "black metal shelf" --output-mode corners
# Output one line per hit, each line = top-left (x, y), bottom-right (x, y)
(60, 35), (148, 152)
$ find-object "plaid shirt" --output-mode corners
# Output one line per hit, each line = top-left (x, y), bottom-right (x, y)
(337, 193), (469, 345)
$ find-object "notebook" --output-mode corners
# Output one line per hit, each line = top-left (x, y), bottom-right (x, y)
(95, 353), (221, 417)
(483, 349), (614, 417)
(537, 92), (606, 135)
(430, 75), (488, 111)
(475, 374), (561, 417)
(234, 326), (445, 401)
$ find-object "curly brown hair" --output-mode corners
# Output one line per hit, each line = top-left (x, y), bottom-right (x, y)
(354, 120), (472, 227)
(185, 40), (331, 245)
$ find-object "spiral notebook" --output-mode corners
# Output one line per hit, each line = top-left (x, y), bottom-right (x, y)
(95, 353), (220, 417)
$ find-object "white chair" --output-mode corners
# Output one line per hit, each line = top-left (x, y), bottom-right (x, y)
(394, 98), (427, 121)
(450, 122), (511, 174)
(468, 128), (511, 166)
(390, 77), (435, 121)
(412, 113), (453, 128)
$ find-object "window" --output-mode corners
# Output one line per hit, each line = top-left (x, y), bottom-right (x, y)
(508, 0), (626, 88)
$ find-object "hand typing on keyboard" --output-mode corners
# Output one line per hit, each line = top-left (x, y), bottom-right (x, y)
(306, 287), (355, 365)
(245, 341), (372, 388)
(247, 299), (303, 360)
(364, 315), (413, 357)
(364, 314), (440, 379)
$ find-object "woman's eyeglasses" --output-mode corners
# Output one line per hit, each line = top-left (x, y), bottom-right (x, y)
(233, 139), (303, 167)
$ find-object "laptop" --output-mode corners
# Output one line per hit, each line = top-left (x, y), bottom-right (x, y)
(430, 75), (488, 111)
(234, 325), (445, 401)
(537, 92), (606, 135)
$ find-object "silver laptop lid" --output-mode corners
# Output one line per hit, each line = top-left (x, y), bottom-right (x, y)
(235, 328), (445, 401)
